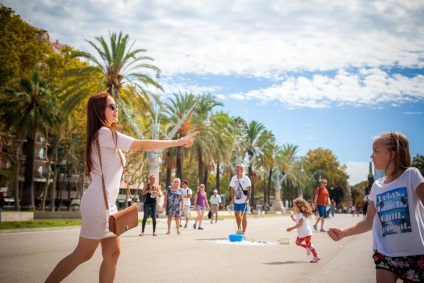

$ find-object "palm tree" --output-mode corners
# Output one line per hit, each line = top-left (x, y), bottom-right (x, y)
(0, 70), (59, 209)
(244, 121), (267, 207)
(190, 94), (224, 188)
(61, 31), (161, 130)
(163, 92), (198, 180)
(260, 140), (279, 205)
(208, 112), (235, 192)
(279, 144), (305, 202)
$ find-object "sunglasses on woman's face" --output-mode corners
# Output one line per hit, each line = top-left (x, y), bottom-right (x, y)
(107, 104), (119, 111)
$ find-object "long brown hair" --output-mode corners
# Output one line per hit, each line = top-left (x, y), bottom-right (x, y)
(374, 132), (411, 177)
(85, 93), (118, 174)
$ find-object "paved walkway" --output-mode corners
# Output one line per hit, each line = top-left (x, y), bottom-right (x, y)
(0, 214), (389, 282)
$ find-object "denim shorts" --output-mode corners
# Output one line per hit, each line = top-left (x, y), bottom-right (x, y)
(196, 205), (206, 211)
(317, 205), (327, 218)
(234, 203), (247, 212)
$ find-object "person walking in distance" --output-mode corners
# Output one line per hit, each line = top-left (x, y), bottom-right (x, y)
(328, 132), (424, 283)
(286, 198), (321, 263)
(209, 189), (221, 223)
(230, 164), (251, 236)
(163, 178), (184, 235)
(45, 93), (198, 283)
(313, 179), (331, 232)
(139, 175), (161, 236)
(181, 180), (192, 228)
(193, 184), (209, 230)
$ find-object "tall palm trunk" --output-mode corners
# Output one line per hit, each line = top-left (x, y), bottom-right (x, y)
(176, 146), (183, 180)
(14, 141), (22, 211)
(165, 167), (172, 188)
(215, 161), (220, 192)
(197, 146), (203, 186)
(22, 134), (36, 209)
(203, 168), (208, 189)
(248, 162), (255, 207)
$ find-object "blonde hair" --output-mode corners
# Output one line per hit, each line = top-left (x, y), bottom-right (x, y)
(374, 132), (411, 176)
(293, 197), (312, 218)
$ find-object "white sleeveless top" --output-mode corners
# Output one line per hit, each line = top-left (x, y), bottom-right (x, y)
(80, 127), (134, 239)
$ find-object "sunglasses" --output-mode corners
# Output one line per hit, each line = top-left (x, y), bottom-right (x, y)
(107, 104), (119, 111)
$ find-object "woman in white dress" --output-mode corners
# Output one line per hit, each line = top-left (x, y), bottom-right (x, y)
(45, 93), (199, 282)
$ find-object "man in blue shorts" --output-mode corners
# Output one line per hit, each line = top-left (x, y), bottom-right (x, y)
(313, 179), (331, 232)
(230, 164), (251, 235)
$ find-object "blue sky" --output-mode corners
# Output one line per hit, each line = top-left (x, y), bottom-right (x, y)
(3, 0), (424, 185)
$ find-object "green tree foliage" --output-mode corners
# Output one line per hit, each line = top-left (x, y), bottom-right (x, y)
(61, 31), (161, 122)
(0, 70), (60, 209)
(412, 154), (424, 176)
(351, 180), (368, 206)
(305, 147), (349, 193)
(0, 5), (55, 88)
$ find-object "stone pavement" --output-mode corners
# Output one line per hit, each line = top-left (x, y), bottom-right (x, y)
(0, 213), (388, 283)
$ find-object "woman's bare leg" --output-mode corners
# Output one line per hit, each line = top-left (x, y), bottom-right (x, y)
(167, 215), (172, 233)
(99, 236), (120, 283)
(45, 237), (99, 283)
(198, 210), (204, 227)
(175, 217), (181, 233)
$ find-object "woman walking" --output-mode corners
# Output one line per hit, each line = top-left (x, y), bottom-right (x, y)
(163, 178), (184, 234)
(45, 93), (198, 282)
(193, 184), (209, 230)
(139, 175), (161, 236)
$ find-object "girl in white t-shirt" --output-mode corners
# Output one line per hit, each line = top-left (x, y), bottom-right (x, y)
(328, 132), (424, 283)
(287, 197), (320, 263)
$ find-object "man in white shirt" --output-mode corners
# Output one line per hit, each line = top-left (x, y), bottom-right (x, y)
(230, 164), (251, 235)
(181, 180), (192, 228)
(209, 189), (222, 224)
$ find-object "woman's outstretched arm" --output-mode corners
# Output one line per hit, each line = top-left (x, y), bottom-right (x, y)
(130, 131), (199, 151)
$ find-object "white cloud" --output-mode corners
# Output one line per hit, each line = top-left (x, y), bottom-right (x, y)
(4, 0), (424, 109)
(234, 70), (424, 108)
(6, 0), (424, 73)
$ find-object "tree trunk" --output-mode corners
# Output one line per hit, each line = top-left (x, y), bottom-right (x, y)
(50, 162), (58, 212)
(248, 164), (255, 207)
(22, 134), (36, 210)
(203, 168), (208, 190)
(197, 146), (203, 186)
(0, 138), (2, 169)
(215, 161), (220, 192)
(14, 142), (22, 211)
(176, 146), (183, 180)
(41, 129), (51, 211)
(165, 166), (171, 188)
